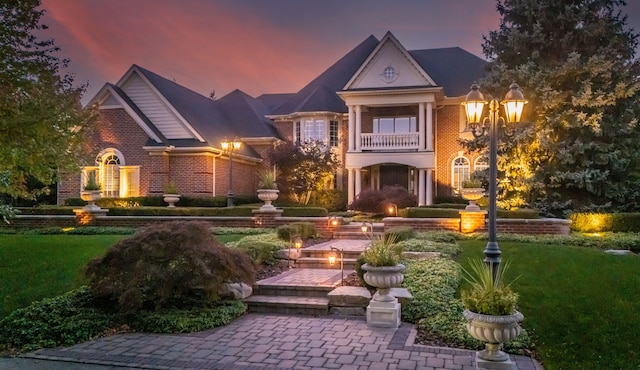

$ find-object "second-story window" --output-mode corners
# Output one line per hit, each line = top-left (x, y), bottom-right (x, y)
(373, 117), (416, 133)
(329, 120), (339, 147)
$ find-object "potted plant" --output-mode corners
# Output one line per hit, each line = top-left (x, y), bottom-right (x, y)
(256, 169), (279, 210)
(163, 181), (180, 208)
(80, 172), (102, 210)
(461, 259), (524, 363)
(460, 177), (485, 211)
(360, 234), (405, 302)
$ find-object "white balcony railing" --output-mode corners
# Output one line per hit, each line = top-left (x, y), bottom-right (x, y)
(360, 133), (419, 150)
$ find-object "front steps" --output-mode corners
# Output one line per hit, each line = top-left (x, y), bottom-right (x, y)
(244, 239), (368, 315)
(330, 223), (385, 240)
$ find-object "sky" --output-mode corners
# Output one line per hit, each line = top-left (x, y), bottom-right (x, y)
(38, 0), (640, 105)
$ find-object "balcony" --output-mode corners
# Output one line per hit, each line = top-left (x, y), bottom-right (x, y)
(360, 133), (419, 151)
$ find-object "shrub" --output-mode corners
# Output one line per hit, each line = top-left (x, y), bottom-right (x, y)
(226, 233), (288, 265)
(570, 212), (640, 233)
(308, 189), (348, 212)
(0, 287), (112, 352)
(405, 207), (460, 218)
(384, 226), (415, 243)
(276, 222), (317, 241)
(85, 221), (255, 312)
(349, 185), (417, 213)
(355, 255), (374, 290)
(281, 207), (328, 217)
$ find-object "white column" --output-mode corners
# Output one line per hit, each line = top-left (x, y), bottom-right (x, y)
(355, 105), (362, 152)
(347, 168), (355, 204)
(348, 106), (355, 151)
(418, 169), (426, 206)
(426, 102), (434, 151)
(426, 168), (433, 205)
(355, 168), (362, 198)
(418, 102), (425, 151)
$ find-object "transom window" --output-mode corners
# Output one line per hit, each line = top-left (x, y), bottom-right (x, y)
(373, 117), (416, 134)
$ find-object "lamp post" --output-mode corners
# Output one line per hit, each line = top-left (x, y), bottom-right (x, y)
(462, 83), (527, 275)
(221, 138), (242, 207)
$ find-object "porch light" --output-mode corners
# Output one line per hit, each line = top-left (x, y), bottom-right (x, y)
(462, 82), (527, 279)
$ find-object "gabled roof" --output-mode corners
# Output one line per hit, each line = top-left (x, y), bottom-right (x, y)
(256, 93), (294, 112)
(270, 35), (380, 116)
(92, 65), (283, 158)
(410, 47), (487, 96)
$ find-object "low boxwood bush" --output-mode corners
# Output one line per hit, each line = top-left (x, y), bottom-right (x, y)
(86, 221), (255, 312)
(496, 208), (539, 219)
(276, 222), (317, 241)
(570, 212), (640, 233)
(405, 207), (460, 218)
(384, 226), (415, 243)
(280, 207), (328, 217)
(106, 207), (254, 217)
(21, 226), (136, 235)
(226, 233), (288, 265)
(396, 238), (462, 258)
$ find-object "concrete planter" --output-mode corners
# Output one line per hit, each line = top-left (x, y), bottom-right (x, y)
(257, 189), (279, 211)
(361, 263), (406, 328)
(463, 309), (524, 362)
(461, 187), (485, 211)
(80, 190), (102, 210)
(163, 194), (180, 208)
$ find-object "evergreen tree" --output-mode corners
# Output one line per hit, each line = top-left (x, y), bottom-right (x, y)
(0, 0), (95, 201)
(469, 0), (640, 215)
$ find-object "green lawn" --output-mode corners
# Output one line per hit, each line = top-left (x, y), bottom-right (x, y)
(0, 235), (125, 318)
(459, 240), (640, 370)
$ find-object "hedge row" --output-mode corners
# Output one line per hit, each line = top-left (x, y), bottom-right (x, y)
(570, 213), (640, 233)
(17, 206), (328, 218)
(404, 207), (539, 219)
(65, 196), (259, 208)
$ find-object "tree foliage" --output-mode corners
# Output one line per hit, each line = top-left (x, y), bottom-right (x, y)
(0, 0), (95, 200)
(465, 0), (640, 215)
(268, 140), (340, 205)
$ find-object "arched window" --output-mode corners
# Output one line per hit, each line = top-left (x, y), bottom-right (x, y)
(474, 155), (489, 172)
(97, 150), (123, 198)
(452, 156), (470, 190)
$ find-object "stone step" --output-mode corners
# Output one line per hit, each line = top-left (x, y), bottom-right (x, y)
(295, 257), (358, 270)
(300, 248), (363, 259)
(253, 283), (335, 298)
(244, 295), (329, 315)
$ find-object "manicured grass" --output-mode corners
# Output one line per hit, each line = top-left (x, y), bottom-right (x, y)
(0, 235), (125, 318)
(459, 240), (640, 370)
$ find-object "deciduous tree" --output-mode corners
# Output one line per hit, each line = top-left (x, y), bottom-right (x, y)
(0, 0), (95, 201)
(268, 140), (340, 205)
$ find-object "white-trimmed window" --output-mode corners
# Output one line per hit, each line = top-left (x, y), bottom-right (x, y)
(83, 148), (140, 198)
(452, 156), (470, 190)
(373, 117), (417, 133)
(304, 119), (325, 142)
(474, 155), (489, 172)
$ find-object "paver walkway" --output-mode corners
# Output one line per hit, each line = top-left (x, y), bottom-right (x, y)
(3, 238), (543, 369)
(17, 313), (541, 370)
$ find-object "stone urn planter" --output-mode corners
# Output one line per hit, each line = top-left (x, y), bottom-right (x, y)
(460, 187), (485, 211)
(361, 263), (406, 328)
(80, 190), (102, 210)
(361, 263), (406, 302)
(163, 194), (180, 208)
(463, 309), (524, 362)
(257, 189), (279, 211)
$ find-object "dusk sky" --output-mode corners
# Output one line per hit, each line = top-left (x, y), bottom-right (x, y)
(39, 0), (640, 105)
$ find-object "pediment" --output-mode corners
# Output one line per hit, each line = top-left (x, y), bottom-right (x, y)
(344, 32), (436, 90)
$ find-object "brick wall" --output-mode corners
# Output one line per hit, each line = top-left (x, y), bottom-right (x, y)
(4, 215), (570, 236)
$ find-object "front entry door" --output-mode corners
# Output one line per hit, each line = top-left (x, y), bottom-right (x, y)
(379, 165), (408, 189)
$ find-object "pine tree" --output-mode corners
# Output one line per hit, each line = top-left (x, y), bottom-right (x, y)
(0, 0), (95, 200)
(471, 0), (640, 215)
